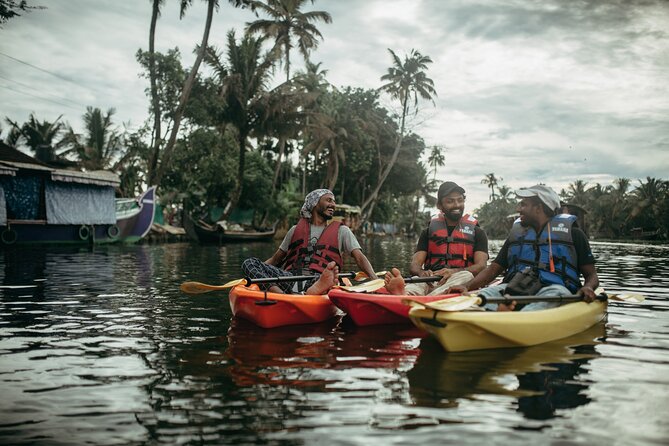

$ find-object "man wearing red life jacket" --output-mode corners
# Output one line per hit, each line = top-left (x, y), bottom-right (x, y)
(385, 181), (489, 295)
(241, 189), (377, 295)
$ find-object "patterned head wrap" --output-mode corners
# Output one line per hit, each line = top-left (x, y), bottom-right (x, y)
(300, 189), (334, 219)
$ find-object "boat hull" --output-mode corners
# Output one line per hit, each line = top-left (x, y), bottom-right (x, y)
(1, 222), (118, 245)
(183, 213), (275, 244)
(327, 289), (460, 326)
(115, 186), (156, 243)
(229, 285), (339, 328)
(409, 300), (607, 352)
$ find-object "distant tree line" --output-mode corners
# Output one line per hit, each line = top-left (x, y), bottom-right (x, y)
(475, 175), (669, 240)
(2, 0), (443, 230)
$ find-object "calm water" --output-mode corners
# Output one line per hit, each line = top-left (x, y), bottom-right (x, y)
(1, 238), (668, 445)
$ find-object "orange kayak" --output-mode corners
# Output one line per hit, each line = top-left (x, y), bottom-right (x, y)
(229, 284), (339, 328)
(327, 288), (460, 326)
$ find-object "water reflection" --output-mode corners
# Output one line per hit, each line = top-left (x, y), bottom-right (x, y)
(408, 323), (605, 418)
(211, 318), (425, 387)
(1, 240), (668, 445)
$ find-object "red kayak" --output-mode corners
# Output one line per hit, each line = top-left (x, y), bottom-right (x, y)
(328, 288), (460, 326)
(229, 284), (339, 328)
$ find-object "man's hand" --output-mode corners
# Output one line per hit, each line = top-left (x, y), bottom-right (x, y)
(578, 286), (597, 303)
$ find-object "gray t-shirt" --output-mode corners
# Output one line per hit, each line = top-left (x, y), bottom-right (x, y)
(279, 223), (361, 259)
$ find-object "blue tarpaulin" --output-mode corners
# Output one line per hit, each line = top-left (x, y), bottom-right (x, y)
(0, 175), (41, 220)
(45, 181), (116, 225)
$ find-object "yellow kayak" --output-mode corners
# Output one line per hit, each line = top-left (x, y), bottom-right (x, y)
(409, 300), (607, 352)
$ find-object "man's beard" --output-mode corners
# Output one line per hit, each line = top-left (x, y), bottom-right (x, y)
(318, 208), (333, 220)
(444, 209), (463, 221)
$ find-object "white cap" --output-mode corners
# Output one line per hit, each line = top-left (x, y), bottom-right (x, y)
(516, 185), (561, 212)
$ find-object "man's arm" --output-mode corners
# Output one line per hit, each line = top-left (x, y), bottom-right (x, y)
(266, 249), (287, 266)
(578, 263), (599, 301)
(409, 251), (430, 277)
(351, 248), (378, 279)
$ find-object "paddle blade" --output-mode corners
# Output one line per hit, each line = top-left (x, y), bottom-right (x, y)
(338, 278), (386, 293)
(608, 293), (645, 303)
(180, 279), (245, 294)
(180, 281), (217, 294)
(595, 288), (645, 304)
(353, 271), (387, 281)
(406, 294), (482, 312)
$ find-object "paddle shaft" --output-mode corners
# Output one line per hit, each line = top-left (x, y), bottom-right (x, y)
(479, 293), (607, 306)
(404, 276), (442, 284)
(242, 271), (358, 285)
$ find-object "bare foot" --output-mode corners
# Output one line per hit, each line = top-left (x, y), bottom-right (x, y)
(384, 268), (406, 295)
(306, 261), (339, 295)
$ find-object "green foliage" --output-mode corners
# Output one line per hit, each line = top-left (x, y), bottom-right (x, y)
(5, 113), (69, 163)
(136, 48), (187, 123)
(475, 199), (517, 239)
(161, 127), (238, 208)
(61, 107), (125, 171)
(238, 149), (273, 210)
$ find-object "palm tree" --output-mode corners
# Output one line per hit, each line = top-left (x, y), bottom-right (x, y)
(426, 145), (445, 181)
(497, 184), (513, 203)
(628, 177), (669, 226)
(5, 114), (68, 163)
(150, 0), (251, 188)
(481, 173), (502, 201)
(146, 0), (165, 186)
(294, 60), (330, 194)
(302, 100), (347, 191)
(62, 107), (125, 171)
(246, 0), (332, 82)
(563, 179), (588, 205)
(361, 48), (436, 222)
(204, 29), (276, 217)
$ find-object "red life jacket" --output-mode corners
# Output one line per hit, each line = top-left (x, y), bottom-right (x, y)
(425, 214), (478, 270)
(281, 218), (343, 273)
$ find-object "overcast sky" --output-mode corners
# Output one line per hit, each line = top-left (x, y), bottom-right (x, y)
(1, 0), (668, 210)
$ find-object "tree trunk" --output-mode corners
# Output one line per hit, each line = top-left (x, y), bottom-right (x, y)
(152, 0), (215, 187)
(285, 41), (290, 82)
(360, 95), (409, 223)
(271, 136), (286, 194)
(222, 129), (248, 220)
(326, 149), (339, 191)
(146, 0), (162, 185)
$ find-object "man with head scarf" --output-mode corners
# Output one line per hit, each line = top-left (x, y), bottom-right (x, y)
(384, 181), (489, 295)
(241, 189), (377, 295)
(448, 184), (599, 311)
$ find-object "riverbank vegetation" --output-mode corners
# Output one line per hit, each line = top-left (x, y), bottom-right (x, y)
(2, 1), (667, 240)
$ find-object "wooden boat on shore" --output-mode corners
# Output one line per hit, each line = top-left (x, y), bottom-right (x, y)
(229, 284), (338, 328)
(183, 212), (276, 244)
(408, 299), (607, 352)
(115, 186), (156, 243)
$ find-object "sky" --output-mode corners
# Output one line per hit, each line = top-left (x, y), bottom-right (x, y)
(1, 0), (668, 211)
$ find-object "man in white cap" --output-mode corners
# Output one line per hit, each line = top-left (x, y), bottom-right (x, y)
(241, 189), (377, 294)
(449, 184), (599, 310)
(384, 181), (489, 295)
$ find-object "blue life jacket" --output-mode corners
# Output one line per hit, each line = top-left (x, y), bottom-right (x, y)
(505, 214), (581, 293)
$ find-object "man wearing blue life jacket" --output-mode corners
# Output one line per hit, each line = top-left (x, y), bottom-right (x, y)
(448, 184), (599, 311)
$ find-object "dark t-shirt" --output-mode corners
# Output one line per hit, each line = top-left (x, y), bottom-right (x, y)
(493, 227), (595, 269)
(416, 225), (489, 255)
